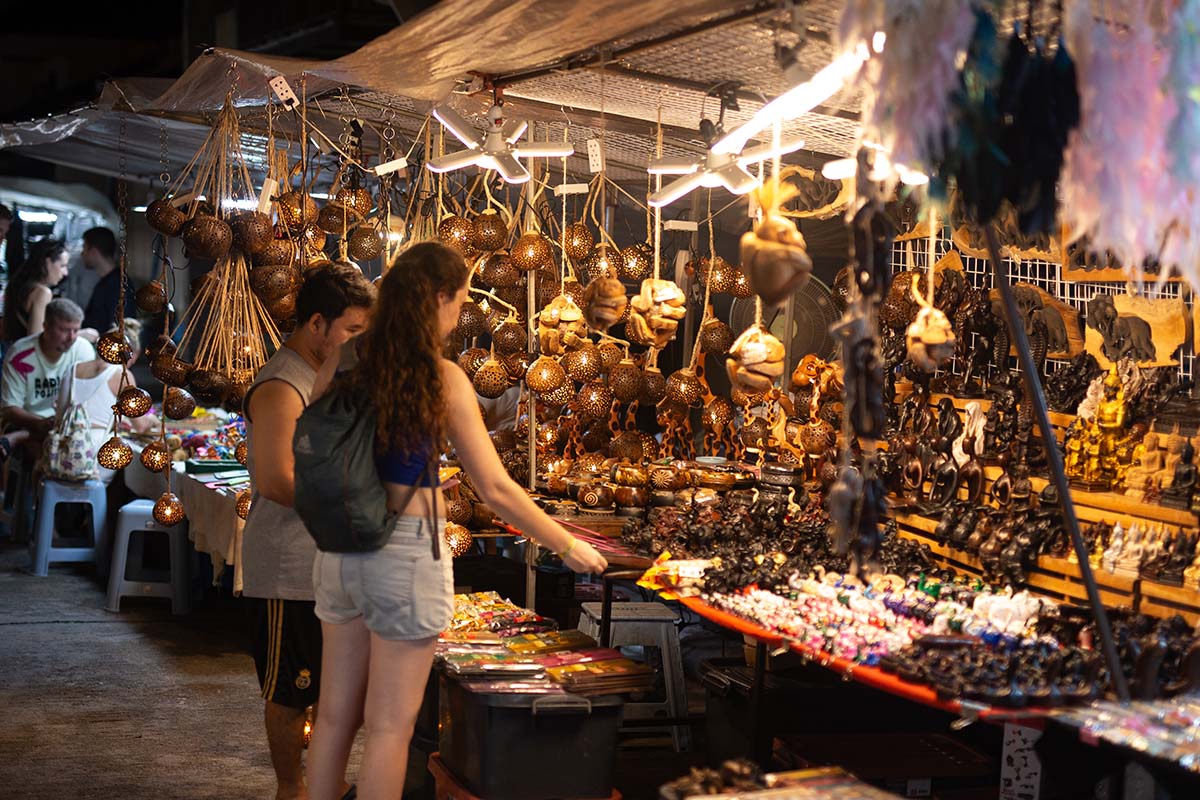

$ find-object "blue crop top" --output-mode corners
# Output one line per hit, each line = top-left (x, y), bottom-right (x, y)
(376, 442), (436, 487)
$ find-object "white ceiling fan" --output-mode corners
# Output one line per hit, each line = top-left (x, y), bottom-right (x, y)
(426, 103), (575, 184)
(648, 129), (806, 207)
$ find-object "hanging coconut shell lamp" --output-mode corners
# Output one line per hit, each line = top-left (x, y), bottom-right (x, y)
(444, 523), (473, 558)
(140, 440), (173, 473)
(235, 440), (248, 466)
(146, 198), (186, 236)
(576, 381), (614, 423)
(188, 369), (232, 407)
(236, 489), (253, 520)
(619, 242), (653, 282)
(608, 359), (644, 404)
(597, 341), (622, 373)
(116, 387), (153, 418)
(153, 492), (186, 526)
(438, 215), (475, 254)
(472, 358), (510, 399)
(641, 367), (667, 405)
(472, 211), (509, 252)
(541, 380), (576, 407)
(135, 281), (169, 315)
(96, 332), (131, 366)
(665, 367), (704, 406)
(699, 319), (735, 355)
(182, 213), (233, 260)
(457, 347), (490, 379)
(164, 387), (197, 420)
(97, 436), (134, 471)
(562, 342), (602, 383)
(254, 238), (298, 268)
(526, 355), (566, 395)
(230, 212), (274, 254)
(512, 232), (553, 271)
(491, 320), (526, 355)
(564, 223), (594, 261)
(348, 224), (386, 261)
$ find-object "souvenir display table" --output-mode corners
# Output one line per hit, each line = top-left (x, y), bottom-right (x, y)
(122, 414), (249, 591)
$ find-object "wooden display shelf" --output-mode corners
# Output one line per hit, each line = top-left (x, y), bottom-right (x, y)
(893, 512), (1137, 609)
(1027, 556), (1136, 609)
(1138, 580), (1200, 625)
(893, 511), (1200, 620)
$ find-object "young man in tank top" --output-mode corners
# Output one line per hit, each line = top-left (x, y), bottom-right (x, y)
(241, 264), (375, 800)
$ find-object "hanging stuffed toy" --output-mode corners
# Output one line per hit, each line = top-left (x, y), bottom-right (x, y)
(740, 178), (812, 307)
(726, 325), (785, 394)
(627, 278), (687, 349)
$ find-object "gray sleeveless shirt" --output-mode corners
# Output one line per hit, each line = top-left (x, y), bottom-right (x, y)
(240, 347), (317, 601)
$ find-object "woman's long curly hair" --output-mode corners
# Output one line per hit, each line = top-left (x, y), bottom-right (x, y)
(351, 241), (468, 455)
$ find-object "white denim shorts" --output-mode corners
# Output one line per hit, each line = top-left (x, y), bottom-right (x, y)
(312, 515), (453, 641)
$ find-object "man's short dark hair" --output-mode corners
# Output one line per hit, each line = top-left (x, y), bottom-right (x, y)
(296, 263), (376, 325)
(82, 227), (117, 261)
(0, 204), (12, 221)
(45, 298), (84, 326)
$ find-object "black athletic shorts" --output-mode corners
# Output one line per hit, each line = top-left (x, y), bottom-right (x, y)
(248, 597), (323, 710)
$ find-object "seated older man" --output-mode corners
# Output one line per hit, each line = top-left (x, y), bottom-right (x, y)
(0, 298), (95, 459)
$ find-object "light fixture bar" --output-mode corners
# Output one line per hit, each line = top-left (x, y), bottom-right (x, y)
(713, 42), (872, 157)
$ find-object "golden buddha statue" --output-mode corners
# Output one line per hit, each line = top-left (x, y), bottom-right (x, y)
(1124, 431), (1165, 501)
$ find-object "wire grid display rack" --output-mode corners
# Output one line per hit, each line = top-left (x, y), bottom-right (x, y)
(891, 229), (1196, 385)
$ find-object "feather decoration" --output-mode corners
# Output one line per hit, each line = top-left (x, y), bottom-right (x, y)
(848, 0), (976, 184)
(1060, 0), (1181, 285)
(1165, 0), (1200, 182)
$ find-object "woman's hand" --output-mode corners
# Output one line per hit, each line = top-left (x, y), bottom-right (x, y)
(561, 538), (608, 575)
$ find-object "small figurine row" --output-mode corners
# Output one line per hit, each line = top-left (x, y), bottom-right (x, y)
(701, 571), (1057, 667)
(1083, 521), (1200, 586)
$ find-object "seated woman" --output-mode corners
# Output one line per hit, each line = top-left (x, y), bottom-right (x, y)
(3, 239), (71, 345)
(54, 318), (159, 483)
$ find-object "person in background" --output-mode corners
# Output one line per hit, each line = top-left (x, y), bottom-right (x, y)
(0, 205), (12, 264)
(0, 299), (94, 460)
(54, 318), (158, 484)
(2, 239), (70, 344)
(241, 263), (376, 800)
(56, 244), (102, 312)
(305, 242), (607, 800)
(80, 227), (136, 337)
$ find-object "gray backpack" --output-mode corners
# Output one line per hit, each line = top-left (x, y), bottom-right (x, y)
(293, 380), (400, 553)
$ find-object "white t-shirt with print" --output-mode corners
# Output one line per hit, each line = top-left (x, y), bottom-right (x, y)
(1, 334), (96, 419)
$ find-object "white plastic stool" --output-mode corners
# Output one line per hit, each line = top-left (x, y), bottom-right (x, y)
(29, 479), (108, 578)
(579, 600), (690, 751)
(106, 499), (190, 615)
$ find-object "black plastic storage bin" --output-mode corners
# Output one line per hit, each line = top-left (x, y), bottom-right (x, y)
(438, 674), (623, 800)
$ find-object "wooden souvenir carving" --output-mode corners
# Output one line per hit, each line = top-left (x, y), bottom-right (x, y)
(987, 282), (1084, 359)
(1084, 292), (1187, 368)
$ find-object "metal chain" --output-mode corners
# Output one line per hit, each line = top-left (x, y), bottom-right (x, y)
(158, 122), (171, 186)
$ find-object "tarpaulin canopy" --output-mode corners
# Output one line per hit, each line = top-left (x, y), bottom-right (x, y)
(0, 0), (861, 187)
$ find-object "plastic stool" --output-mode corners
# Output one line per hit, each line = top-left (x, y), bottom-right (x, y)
(29, 478), (108, 578)
(105, 499), (190, 615)
(579, 600), (690, 751)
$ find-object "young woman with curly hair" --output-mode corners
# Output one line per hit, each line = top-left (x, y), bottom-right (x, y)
(306, 241), (607, 800)
(4, 238), (70, 344)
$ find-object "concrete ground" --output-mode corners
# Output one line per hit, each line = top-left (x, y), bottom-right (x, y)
(0, 540), (314, 799)
(0, 539), (705, 800)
